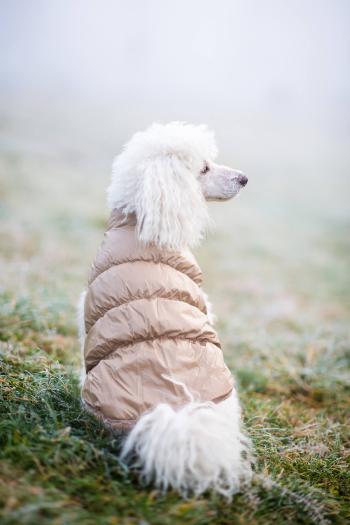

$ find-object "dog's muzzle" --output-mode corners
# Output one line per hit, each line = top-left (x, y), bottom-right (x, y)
(237, 174), (248, 186)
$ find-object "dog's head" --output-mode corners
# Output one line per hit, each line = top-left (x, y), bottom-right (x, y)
(107, 122), (247, 250)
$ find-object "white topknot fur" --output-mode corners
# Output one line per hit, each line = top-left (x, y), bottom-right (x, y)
(107, 121), (218, 250)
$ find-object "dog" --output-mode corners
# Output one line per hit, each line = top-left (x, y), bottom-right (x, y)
(77, 121), (253, 499)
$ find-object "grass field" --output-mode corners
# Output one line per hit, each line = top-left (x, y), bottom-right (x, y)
(0, 135), (349, 524)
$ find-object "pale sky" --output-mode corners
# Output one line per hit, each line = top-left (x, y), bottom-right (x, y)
(0, 0), (349, 173)
(1, 0), (349, 120)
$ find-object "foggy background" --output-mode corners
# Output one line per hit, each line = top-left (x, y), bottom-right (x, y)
(1, 0), (349, 177)
(0, 0), (349, 301)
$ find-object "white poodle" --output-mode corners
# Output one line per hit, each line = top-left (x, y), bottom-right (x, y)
(77, 121), (252, 500)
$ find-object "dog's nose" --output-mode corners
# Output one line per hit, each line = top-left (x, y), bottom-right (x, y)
(237, 174), (248, 186)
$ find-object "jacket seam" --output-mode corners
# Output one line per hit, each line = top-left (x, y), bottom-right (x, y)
(85, 293), (207, 334)
(89, 259), (203, 287)
(85, 335), (222, 372)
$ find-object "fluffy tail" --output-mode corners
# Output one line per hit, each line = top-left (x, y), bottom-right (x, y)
(119, 387), (253, 499)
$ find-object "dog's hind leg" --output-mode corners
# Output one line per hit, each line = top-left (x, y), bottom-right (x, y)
(77, 290), (87, 388)
(201, 289), (217, 326)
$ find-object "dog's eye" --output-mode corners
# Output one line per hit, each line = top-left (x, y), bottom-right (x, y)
(200, 162), (210, 174)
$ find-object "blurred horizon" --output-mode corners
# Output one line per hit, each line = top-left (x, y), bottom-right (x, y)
(1, 0), (350, 176)
(0, 0), (349, 250)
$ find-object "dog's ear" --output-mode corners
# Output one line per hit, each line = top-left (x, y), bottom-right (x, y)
(107, 122), (217, 250)
(134, 154), (210, 250)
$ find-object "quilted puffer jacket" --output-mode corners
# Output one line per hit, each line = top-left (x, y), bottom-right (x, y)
(82, 209), (234, 430)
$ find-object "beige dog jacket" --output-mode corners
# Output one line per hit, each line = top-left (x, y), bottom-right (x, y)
(82, 209), (234, 430)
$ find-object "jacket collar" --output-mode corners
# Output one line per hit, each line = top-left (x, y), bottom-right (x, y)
(107, 208), (137, 230)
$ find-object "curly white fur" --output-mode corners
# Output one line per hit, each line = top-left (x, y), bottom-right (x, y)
(119, 389), (253, 500)
(77, 290), (87, 387)
(107, 122), (218, 250)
